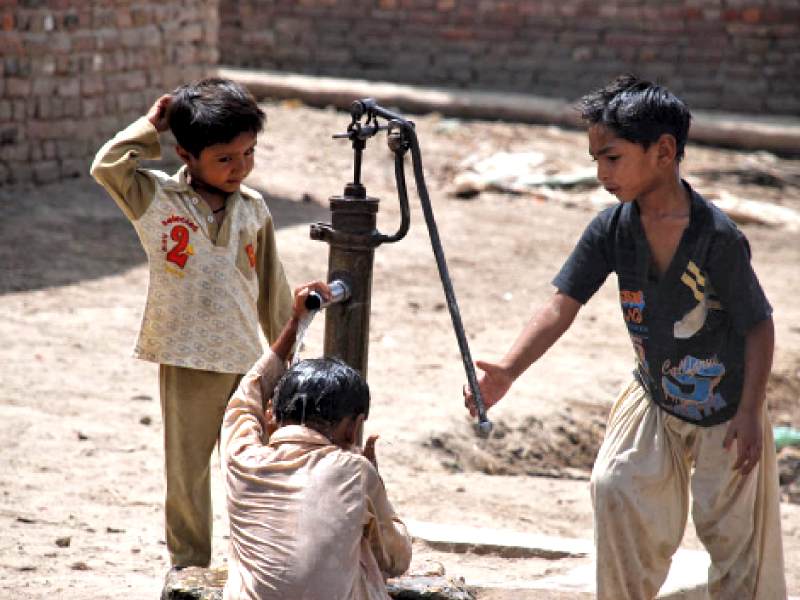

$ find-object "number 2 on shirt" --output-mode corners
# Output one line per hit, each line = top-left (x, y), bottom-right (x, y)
(166, 225), (190, 269)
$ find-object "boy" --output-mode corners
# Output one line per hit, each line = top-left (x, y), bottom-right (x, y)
(90, 78), (293, 569)
(464, 74), (786, 599)
(221, 282), (412, 600)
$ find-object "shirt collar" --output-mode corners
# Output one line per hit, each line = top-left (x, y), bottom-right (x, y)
(164, 166), (255, 203)
(622, 178), (703, 226)
(268, 424), (333, 448)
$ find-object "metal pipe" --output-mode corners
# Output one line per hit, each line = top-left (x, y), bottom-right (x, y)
(305, 279), (351, 311)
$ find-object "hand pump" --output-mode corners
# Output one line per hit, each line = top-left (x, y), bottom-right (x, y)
(310, 99), (492, 437)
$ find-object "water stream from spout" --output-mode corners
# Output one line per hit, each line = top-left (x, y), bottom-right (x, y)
(291, 310), (318, 366)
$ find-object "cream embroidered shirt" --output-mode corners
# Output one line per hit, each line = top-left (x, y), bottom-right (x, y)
(221, 351), (412, 600)
(90, 118), (292, 373)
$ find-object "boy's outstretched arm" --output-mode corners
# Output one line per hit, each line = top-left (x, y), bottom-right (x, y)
(465, 291), (581, 416)
(723, 315), (775, 476)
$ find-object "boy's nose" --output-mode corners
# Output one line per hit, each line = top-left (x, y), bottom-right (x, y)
(233, 157), (248, 174)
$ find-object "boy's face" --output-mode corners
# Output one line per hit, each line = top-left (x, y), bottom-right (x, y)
(588, 125), (662, 204)
(179, 131), (257, 199)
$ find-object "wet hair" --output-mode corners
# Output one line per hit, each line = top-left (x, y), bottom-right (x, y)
(167, 77), (266, 158)
(272, 358), (370, 431)
(577, 74), (692, 162)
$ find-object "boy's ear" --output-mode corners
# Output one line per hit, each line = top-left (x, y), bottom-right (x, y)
(655, 134), (678, 165)
(345, 414), (366, 446)
(175, 143), (192, 164)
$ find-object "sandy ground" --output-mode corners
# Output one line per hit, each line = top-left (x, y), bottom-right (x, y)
(2, 101), (800, 599)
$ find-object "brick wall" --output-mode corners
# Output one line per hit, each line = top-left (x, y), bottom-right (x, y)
(219, 0), (800, 117)
(2, 1), (797, 187)
(0, 0), (218, 187)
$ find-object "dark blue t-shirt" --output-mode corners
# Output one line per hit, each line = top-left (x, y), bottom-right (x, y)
(552, 183), (772, 427)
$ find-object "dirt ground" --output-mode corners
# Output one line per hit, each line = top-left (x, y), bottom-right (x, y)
(2, 100), (800, 599)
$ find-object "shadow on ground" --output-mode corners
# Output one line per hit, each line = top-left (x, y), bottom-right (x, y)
(0, 177), (331, 295)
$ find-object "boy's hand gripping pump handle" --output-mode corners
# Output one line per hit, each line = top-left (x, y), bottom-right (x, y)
(349, 99), (493, 437)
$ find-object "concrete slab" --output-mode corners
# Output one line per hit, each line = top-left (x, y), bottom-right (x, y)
(406, 520), (594, 560)
(407, 520), (711, 600)
(218, 67), (800, 155)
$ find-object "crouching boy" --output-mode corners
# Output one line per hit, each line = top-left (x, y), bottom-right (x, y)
(221, 283), (412, 600)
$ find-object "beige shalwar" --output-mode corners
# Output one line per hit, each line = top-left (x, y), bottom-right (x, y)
(591, 380), (786, 600)
(220, 350), (412, 600)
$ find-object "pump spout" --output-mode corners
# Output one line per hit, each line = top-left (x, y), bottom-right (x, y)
(305, 279), (351, 311)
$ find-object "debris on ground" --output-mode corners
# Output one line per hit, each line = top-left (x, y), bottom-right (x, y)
(162, 562), (476, 600)
(447, 150), (800, 230)
(707, 191), (800, 230)
(447, 151), (597, 199)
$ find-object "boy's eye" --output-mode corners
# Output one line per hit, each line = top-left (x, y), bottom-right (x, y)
(218, 156), (231, 163)
(245, 147), (255, 156)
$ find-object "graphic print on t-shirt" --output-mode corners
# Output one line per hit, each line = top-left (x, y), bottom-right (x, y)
(661, 355), (727, 421)
(659, 260), (728, 422)
(674, 260), (722, 339)
(161, 215), (197, 278)
(621, 289), (649, 376)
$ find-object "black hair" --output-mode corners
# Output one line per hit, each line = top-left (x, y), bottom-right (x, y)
(272, 358), (370, 430)
(577, 74), (692, 162)
(167, 77), (266, 158)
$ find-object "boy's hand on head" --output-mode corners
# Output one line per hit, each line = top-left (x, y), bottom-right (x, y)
(723, 404), (764, 476)
(463, 360), (512, 418)
(146, 94), (173, 133)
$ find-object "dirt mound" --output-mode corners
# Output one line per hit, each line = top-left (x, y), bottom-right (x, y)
(770, 360), (800, 503)
(425, 402), (607, 480)
(424, 364), (800, 506)
(769, 362), (800, 428)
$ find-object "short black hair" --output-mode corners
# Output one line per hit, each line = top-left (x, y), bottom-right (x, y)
(272, 358), (370, 430)
(167, 77), (266, 158)
(577, 74), (692, 162)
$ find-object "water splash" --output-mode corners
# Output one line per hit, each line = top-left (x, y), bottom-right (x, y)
(291, 310), (318, 366)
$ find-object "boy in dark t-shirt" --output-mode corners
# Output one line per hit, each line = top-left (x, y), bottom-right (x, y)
(464, 75), (786, 599)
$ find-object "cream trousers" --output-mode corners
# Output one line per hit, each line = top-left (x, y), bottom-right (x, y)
(160, 364), (242, 567)
(591, 380), (786, 600)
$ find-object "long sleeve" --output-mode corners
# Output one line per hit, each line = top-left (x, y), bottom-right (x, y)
(220, 350), (286, 464)
(254, 214), (293, 344)
(89, 117), (160, 221)
(363, 466), (413, 579)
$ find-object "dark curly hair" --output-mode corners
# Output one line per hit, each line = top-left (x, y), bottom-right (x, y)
(577, 74), (692, 162)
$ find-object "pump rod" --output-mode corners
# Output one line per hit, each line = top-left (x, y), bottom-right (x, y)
(352, 99), (492, 436)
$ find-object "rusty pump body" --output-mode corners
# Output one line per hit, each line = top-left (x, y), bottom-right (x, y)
(310, 99), (492, 437)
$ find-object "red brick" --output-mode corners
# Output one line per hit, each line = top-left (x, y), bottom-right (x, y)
(742, 8), (761, 23)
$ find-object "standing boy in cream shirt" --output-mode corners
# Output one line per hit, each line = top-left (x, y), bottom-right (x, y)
(91, 78), (293, 570)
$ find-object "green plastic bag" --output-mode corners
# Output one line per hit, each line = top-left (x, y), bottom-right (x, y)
(774, 427), (800, 451)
